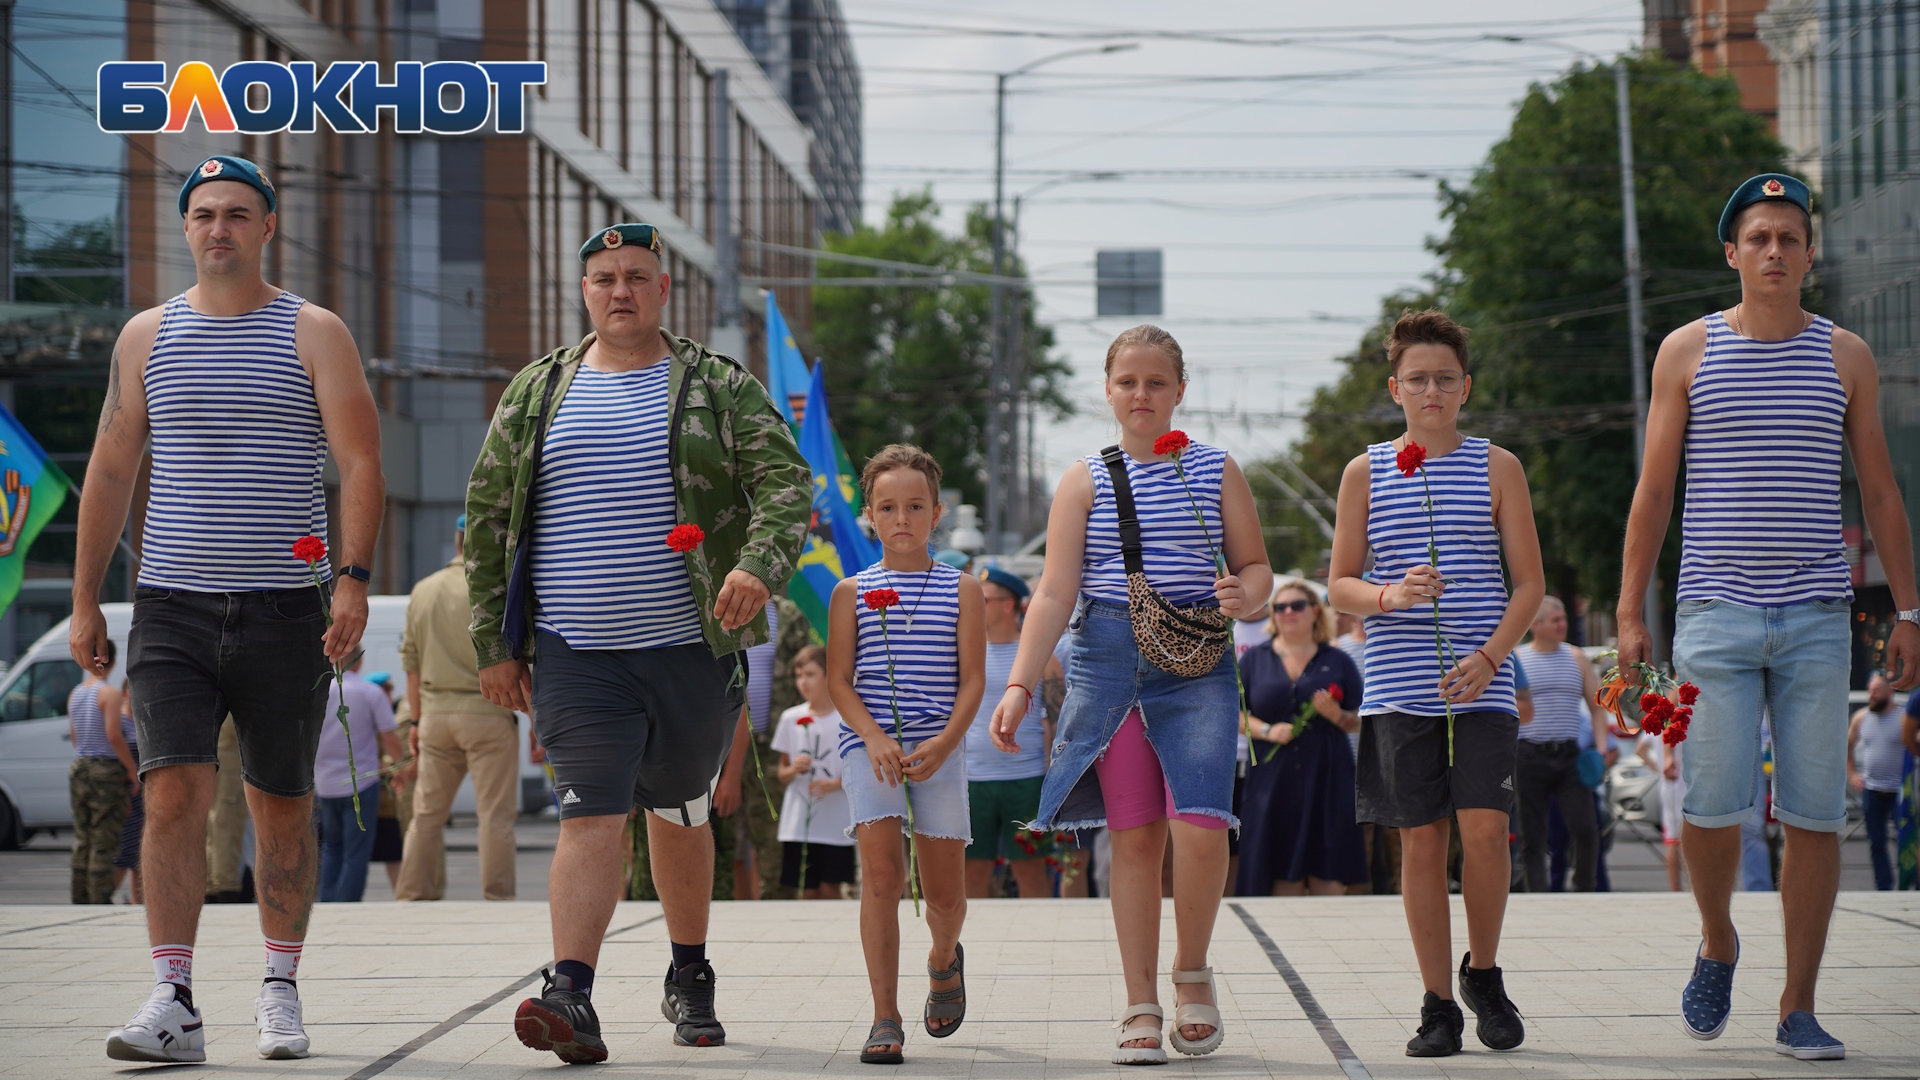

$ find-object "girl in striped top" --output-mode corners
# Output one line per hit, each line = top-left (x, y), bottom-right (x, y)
(826, 444), (984, 1063)
(1327, 309), (1544, 1057)
(987, 325), (1273, 1064)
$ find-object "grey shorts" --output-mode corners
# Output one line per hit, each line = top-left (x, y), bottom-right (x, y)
(530, 630), (745, 825)
(1355, 709), (1519, 829)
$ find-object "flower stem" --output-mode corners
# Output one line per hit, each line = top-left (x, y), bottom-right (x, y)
(1171, 454), (1250, 766)
(1417, 468), (1455, 766)
(309, 564), (363, 829)
(878, 617), (922, 917)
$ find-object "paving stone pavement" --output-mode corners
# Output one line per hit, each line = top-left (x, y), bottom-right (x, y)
(2, 892), (1915, 1078)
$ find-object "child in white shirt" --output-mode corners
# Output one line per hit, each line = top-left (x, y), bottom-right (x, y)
(1638, 732), (1686, 892)
(772, 645), (854, 898)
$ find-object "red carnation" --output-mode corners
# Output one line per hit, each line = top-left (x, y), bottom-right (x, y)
(1153, 430), (1190, 457)
(863, 588), (900, 611)
(1671, 705), (1692, 724)
(1639, 692), (1664, 715)
(1328, 683), (1345, 703)
(1663, 720), (1688, 746)
(292, 535), (327, 565)
(796, 715), (814, 727)
(1641, 712), (1666, 736)
(664, 523), (705, 553)
(1395, 442), (1427, 478)
(1677, 682), (1700, 706)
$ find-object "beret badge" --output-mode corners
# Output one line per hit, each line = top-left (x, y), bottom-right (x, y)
(1762, 178), (1786, 197)
(199, 159), (224, 178)
(602, 228), (624, 250)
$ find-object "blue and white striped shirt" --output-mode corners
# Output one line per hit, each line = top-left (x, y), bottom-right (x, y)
(1514, 642), (1588, 743)
(68, 682), (115, 759)
(1082, 441), (1226, 605)
(1360, 439), (1518, 718)
(531, 363), (705, 650)
(966, 641), (1046, 781)
(140, 292), (330, 590)
(840, 562), (964, 757)
(1679, 313), (1851, 605)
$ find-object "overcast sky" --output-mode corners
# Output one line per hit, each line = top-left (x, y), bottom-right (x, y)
(836, 1), (1644, 503)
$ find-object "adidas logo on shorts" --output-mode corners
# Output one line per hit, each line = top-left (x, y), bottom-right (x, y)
(561, 788), (582, 805)
(1500, 776), (1514, 791)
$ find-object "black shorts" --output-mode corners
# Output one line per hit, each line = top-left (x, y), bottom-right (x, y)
(1355, 709), (1518, 829)
(780, 840), (856, 888)
(127, 585), (332, 798)
(530, 630), (745, 824)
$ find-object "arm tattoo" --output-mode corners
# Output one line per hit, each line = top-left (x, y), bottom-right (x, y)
(98, 342), (125, 437)
(1041, 674), (1066, 725)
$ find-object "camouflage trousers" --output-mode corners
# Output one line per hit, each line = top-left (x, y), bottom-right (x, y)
(70, 757), (130, 904)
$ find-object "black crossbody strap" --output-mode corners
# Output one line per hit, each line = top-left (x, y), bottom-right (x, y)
(1100, 445), (1146, 577)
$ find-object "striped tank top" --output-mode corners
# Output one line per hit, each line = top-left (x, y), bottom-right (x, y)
(839, 562), (964, 757)
(140, 292), (330, 590)
(1679, 313), (1850, 605)
(1081, 440), (1226, 605)
(1514, 642), (1588, 743)
(68, 682), (115, 759)
(532, 363), (705, 650)
(965, 640), (1046, 781)
(1360, 438), (1518, 718)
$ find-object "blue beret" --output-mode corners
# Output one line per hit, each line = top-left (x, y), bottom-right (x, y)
(177, 155), (277, 217)
(933, 548), (971, 568)
(364, 671), (392, 687)
(456, 513), (467, 530)
(1717, 173), (1810, 243)
(978, 564), (1029, 601)
(579, 223), (663, 262)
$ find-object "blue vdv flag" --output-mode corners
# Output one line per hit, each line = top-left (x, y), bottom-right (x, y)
(789, 360), (877, 640)
(765, 292), (813, 427)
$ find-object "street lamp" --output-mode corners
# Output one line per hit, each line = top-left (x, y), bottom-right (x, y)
(987, 42), (1139, 553)
(1492, 36), (1660, 660)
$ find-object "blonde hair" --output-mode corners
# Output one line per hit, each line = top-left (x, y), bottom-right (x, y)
(1266, 579), (1334, 645)
(858, 443), (943, 502)
(1104, 324), (1186, 383)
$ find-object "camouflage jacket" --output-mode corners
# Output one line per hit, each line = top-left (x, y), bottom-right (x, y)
(465, 331), (812, 667)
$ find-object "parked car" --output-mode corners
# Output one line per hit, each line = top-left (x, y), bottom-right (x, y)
(0, 597), (549, 848)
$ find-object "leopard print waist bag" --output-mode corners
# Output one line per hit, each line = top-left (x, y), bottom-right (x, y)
(1100, 445), (1230, 679)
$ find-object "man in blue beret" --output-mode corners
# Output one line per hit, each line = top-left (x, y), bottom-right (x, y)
(1619, 172), (1919, 1060)
(466, 223), (809, 1064)
(962, 564), (1064, 900)
(72, 154), (385, 1063)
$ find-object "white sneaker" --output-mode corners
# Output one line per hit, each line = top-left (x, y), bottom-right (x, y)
(106, 983), (206, 1063)
(254, 980), (311, 1059)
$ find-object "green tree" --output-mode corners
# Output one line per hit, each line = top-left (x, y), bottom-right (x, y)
(808, 190), (1071, 505)
(1286, 58), (1789, 618)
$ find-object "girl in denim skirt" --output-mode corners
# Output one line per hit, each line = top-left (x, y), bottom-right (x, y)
(826, 444), (985, 1064)
(987, 326), (1273, 1065)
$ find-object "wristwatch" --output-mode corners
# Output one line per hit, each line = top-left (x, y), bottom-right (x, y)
(340, 564), (372, 583)
(1899, 608), (1920, 629)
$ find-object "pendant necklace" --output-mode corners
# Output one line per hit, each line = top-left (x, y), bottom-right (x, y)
(890, 567), (932, 629)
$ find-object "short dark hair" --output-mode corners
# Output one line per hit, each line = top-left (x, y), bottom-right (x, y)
(1387, 308), (1470, 375)
(793, 644), (827, 674)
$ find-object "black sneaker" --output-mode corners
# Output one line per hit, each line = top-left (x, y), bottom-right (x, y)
(661, 960), (726, 1047)
(1405, 992), (1463, 1057)
(1457, 953), (1525, 1050)
(515, 968), (607, 1065)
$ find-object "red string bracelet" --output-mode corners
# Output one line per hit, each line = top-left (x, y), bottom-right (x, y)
(1474, 647), (1496, 671)
(1377, 585), (1389, 612)
(1009, 683), (1034, 711)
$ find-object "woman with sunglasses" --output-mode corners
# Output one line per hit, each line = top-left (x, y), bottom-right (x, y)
(988, 324), (1271, 1065)
(1236, 581), (1366, 896)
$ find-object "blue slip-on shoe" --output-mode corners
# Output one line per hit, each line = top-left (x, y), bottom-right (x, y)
(1775, 1011), (1844, 1060)
(1680, 937), (1738, 1040)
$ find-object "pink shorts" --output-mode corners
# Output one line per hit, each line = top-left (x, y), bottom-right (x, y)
(1092, 708), (1228, 832)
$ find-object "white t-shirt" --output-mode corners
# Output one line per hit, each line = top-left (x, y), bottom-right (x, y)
(770, 703), (853, 845)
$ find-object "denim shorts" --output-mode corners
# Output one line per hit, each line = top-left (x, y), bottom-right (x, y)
(841, 738), (971, 842)
(1034, 596), (1241, 832)
(1671, 597), (1851, 832)
(127, 585), (332, 798)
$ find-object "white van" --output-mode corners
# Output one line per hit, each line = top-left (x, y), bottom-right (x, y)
(0, 597), (549, 847)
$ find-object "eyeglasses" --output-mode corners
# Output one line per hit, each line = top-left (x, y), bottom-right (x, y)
(1275, 599), (1315, 614)
(1398, 372), (1463, 394)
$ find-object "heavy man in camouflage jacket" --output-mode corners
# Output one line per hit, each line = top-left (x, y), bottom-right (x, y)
(465, 223), (809, 1066)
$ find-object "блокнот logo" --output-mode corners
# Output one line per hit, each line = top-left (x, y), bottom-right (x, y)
(97, 61), (547, 135)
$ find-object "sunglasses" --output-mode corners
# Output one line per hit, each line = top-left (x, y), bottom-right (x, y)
(1275, 599), (1315, 614)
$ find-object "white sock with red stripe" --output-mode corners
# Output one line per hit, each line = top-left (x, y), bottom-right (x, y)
(264, 936), (303, 985)
(152, 944), (193, 989)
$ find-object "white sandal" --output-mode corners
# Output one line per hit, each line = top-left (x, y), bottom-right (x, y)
(1112, 1003), (1167, 1065)
(1168, 967), (1223, 1056)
